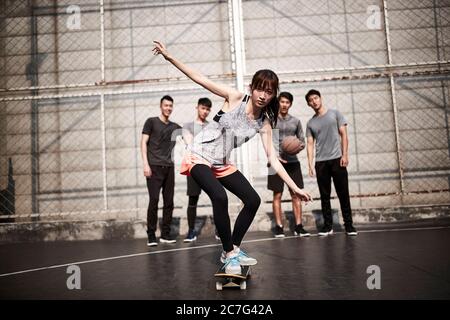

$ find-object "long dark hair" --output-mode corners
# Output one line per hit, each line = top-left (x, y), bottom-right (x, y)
(250, 69), (279, 128)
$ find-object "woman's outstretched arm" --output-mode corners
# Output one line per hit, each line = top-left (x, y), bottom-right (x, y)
(153, 40), (242, 103)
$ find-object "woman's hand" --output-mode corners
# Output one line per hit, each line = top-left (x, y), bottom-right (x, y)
(293, 187), (313, 203)
(152, 40), (170, 59)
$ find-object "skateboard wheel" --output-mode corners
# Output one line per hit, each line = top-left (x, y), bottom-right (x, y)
(240, 281), (246, 290)
(216, 281), (223, 291)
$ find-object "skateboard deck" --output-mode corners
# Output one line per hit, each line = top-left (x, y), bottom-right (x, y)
(214, 265), (251, 290)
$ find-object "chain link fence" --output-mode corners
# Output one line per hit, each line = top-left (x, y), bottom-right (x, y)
(1, 0), (449, 226)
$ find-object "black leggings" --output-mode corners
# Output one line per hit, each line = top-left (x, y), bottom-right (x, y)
(187, 195), (199, 230)
(190, 164), (261, 252)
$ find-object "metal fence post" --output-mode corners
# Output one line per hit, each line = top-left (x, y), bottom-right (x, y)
(100, 0), (107, 210)
(383, 0), (405, 194)
(228, 0), (250, 179)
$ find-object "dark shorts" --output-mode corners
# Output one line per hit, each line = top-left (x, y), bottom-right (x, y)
(187, 175), (202, 196)
(267, 161), (304, 193)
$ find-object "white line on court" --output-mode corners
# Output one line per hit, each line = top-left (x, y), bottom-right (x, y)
(0, 225), (449, 278)
(0, 242), (221, 278)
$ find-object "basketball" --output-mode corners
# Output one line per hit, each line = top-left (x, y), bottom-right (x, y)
(281, 136), (304, 155)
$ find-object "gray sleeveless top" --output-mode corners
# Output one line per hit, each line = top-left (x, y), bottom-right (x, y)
(189, 95), (264, 167)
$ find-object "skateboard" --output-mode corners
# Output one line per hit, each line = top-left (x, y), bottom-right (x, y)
(214, 265), (251, 290)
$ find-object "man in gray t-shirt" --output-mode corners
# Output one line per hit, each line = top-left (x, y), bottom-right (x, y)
(268, 92), (310, 238)
(181, 97), (212, 242)
(306, 109), (346, 162)
(305, 89), (357, 236)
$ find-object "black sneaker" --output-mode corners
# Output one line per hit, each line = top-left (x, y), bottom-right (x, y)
(147, 233), (158, 247)
(274, 225), (285, 238)
(183, 229), (197, 242)
(214, 229), (221, 241)
(345, 225), (358, 236)
(160, 235), (177, 244)
(294, 224), (310, 237)
(318, 225), (333, 236)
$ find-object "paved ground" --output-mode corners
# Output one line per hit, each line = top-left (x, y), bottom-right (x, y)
(1, 221), (450, 300)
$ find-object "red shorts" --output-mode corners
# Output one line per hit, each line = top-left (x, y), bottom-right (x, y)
(180, 153), (237, 178)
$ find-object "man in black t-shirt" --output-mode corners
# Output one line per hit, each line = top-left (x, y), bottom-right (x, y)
(141, 95), (181, 246)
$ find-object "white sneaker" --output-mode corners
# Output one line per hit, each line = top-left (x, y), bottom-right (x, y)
(234, 247), (257, 266)
(223, 255), (241, 275)
(220, 248), (257, 266)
